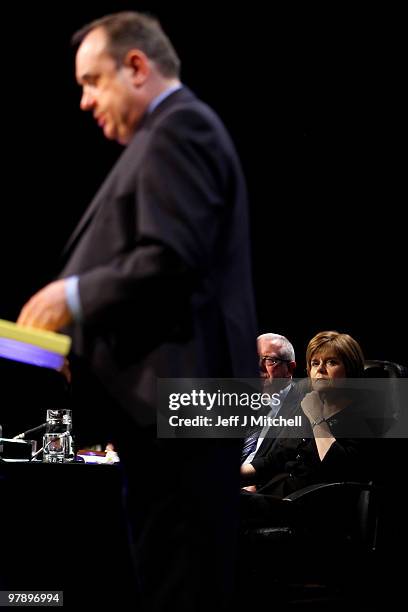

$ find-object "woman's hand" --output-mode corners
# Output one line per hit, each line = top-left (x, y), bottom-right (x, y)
(301, 390), (324, 423)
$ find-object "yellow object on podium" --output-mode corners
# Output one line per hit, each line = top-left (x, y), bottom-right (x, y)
(0, 319), (71, 355)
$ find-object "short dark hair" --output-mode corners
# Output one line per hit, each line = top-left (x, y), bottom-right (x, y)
(72, 11), (180, 78)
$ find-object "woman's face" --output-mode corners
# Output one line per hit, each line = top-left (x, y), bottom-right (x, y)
(309, 350), (347, 390)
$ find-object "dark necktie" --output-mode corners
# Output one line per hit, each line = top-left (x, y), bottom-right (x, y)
(241, 429), (260, 462)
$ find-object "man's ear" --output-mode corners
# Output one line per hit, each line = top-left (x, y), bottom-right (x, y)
(124, 49), (150, 86)
(288, 360), (297, 376)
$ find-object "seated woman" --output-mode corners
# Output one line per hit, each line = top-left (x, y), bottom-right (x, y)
(240, 330), (376, 525)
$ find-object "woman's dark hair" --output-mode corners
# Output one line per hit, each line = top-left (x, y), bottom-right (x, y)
(306, 330), (365, 378)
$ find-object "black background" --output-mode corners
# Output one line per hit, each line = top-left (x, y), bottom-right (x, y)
(0, 2), (405, 436)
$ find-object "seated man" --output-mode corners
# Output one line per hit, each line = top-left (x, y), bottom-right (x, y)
(241, 333), (298, 466)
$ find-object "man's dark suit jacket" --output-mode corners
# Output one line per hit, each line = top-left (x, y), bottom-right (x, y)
(250, 383), (305, 459)
(60, 87), (258, 425)
(58, 86), (257, 610)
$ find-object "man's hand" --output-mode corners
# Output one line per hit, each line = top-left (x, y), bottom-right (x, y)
(58, 358), (72, 384)
(240, 462), (256, 482)
(300, 390), (324, 423)
(17, 279), (72, 331)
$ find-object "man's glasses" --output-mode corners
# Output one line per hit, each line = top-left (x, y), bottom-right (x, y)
(259, 356), (291, 368)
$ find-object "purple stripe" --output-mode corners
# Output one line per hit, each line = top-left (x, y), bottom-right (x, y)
(0, 338), (64, 369)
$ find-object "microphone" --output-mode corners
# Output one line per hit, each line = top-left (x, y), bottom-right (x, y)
(12, 422), (47, 440)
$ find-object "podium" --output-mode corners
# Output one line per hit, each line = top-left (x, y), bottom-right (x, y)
(0, 461), (136, 606)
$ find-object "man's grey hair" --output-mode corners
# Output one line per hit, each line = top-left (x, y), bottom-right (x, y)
(257, 333), (295, 361)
